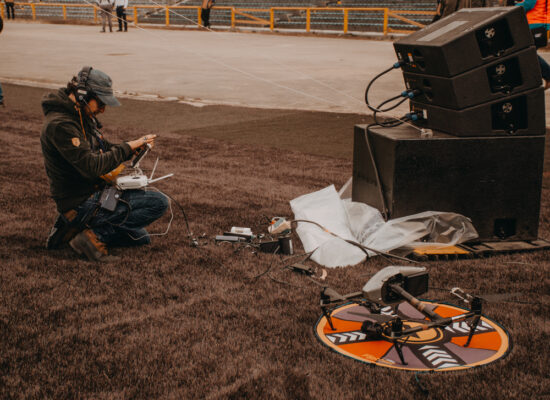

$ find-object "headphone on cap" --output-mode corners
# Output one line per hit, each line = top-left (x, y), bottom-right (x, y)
(75, 66), (93, 104)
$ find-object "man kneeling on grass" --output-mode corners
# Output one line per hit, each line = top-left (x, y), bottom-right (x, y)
(41, 66), (168, 262)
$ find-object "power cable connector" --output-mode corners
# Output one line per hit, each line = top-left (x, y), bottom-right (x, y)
(404, 112), (419, 121)
(393, 60), (405, 69)
(401, 89), (421, 99)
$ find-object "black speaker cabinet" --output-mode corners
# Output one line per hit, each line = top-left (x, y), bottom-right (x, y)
(403, 47), (541, 109)
(352, 124), (545, 242)
(410, 87), (545, 137)
(394, 7), (533, 77)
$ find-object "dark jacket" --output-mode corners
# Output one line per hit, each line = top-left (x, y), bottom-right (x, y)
(41, 89), (133, 213)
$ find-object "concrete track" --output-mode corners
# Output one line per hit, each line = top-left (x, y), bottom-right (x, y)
(0, 21), (412, 116)
(1, 20), (549, 121)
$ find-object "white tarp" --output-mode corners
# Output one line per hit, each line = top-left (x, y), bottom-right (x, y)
(290, 185), (478, 268)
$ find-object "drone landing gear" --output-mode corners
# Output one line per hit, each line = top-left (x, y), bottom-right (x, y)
(393, 340), (407, 366)
(320, 287), (380, 331)
(321, 303), (337, 331)
(465, 297), (482, 347)
(451, 288), (483, 347)
(390, 318), (408, 365)
(360, 317), (409, 365)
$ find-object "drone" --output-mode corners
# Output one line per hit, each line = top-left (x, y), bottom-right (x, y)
(319, 266), (483, 366)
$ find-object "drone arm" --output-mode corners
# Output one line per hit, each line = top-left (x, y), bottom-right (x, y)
(320, 289), (366, 331)
(392, 311), (477, 340)
(389, 284), (443, 321)
(342, 291), (364, 301)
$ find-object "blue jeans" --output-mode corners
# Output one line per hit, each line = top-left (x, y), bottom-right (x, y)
(0, 82), (4, 103)
(75, 189), (169, 247)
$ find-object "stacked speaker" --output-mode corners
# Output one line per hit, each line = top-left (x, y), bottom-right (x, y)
(394, 6), (545, 137)
(352, 7), (546, 242)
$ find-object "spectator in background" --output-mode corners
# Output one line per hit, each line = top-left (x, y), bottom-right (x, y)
(432, 0), (487, 22)
(0, 14), (3, 107)
(97, 0), (114, 32)
(5, 0), (15, 19)
(201, 0), (215, 28)
(115, 0), (127, 32)
(514, 0), (550, 89)
(432, 0), (443, 22)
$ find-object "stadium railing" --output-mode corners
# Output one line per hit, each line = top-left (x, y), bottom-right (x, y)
(0, 3), (435, 34)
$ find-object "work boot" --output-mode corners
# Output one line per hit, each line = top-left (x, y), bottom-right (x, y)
(46, 210), (80, 250)
(70, 229), (120, 262)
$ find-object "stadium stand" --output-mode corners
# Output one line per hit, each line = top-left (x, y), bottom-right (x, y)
(6, 0), (436, 33)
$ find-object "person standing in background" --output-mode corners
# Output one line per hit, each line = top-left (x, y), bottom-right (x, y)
(514, 0), (550, 89)
(5, 0), (15, 19)
(97, 0), (114, 32)
(0, 13), (3, 107)
(432, 0), (487, 21)
(200, 0), (215, 28)
(115, 0), (127, 32)
(0, 82), (4, 107)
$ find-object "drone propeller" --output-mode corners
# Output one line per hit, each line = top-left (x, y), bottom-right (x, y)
(477, 292), (523, 303)
(322, 287), (345, 302)
(452, 287), (524, 304)
(348, 311), (395, 324)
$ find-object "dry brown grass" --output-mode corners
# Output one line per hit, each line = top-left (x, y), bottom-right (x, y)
(0, 84), (549, 399)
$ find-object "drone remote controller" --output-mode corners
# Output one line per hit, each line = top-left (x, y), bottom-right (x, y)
(116, 144), (174, 190)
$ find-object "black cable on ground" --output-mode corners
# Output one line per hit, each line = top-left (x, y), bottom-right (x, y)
(413, 372), (430, 396)
(159, 190), (194, 243)
(252, 245), (280, 280)
(267, 273), (306, 288)
(251, 250), (318, 288)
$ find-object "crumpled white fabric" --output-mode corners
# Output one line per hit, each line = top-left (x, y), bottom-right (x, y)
(290, 185), (478, 268)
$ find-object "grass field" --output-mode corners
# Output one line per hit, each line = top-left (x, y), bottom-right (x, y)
(0, 84), (549, 399)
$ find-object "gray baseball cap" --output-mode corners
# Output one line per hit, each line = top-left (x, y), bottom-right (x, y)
(86, 68), (121, 107)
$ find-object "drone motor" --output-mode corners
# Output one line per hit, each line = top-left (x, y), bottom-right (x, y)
(362, 266), (428, 306)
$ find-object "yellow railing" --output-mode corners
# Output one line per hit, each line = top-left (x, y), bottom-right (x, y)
(0, 4), (435, 34)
